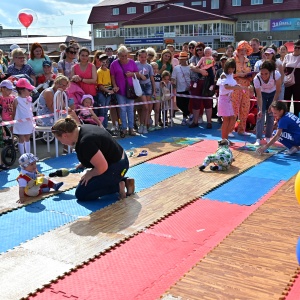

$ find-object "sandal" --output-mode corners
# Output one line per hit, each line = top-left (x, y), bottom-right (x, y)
(137, 150), (148, 157)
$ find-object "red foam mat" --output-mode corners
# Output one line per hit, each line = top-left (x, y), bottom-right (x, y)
(285, 273), (300, 300)
(149, 140), (244, 168)
(31, 183), (286, 300)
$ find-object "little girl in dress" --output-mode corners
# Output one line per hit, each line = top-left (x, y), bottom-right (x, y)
(217, 58), (247, 140)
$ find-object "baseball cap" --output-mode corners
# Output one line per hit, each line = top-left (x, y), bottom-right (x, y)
(99, 54), (108, 61)
(15, 78), (35, 91)
(81, 94), (94, 105)
(0, 80), (14, 90)
(19, 153), (39, 169)
(212, 50), (218, 57)
(10, 44), (26, 53)
(264, 48), (275, 55)
(105, 46), (113, 51)
(43, 60), (52, 67)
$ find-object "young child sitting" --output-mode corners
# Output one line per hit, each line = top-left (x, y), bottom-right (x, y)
(197, 47), (216, 91)
(78, 94), (104, 126)
(17, 153), (64, 203)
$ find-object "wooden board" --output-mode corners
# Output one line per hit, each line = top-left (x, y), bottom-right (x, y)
(163, 177), (300, 300)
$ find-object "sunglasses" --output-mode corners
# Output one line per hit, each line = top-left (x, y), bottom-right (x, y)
(189, 46), (195, 49)
(196, 48), (203, 52)
(147, 53), (154, 57)
(74, 48), (79, 50)
(68, 51), (77, 55)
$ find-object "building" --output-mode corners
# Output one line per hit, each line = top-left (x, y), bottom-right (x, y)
(0, 25), (21, 38)
(88, 0), (300, 51)
(0, 35), (91, 56)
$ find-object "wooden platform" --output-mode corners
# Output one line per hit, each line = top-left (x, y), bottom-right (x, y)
(163, 177), (300, 300)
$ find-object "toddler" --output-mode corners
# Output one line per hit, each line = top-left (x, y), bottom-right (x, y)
(0, 80), (16, 123)
(78, 94), (104, 126)
(12, 78), (35, 155)
(197, 47), (215, 91)
(150, 62), (162, 130)
(17, 153), (63, 203)
(160, 70), (172, 126)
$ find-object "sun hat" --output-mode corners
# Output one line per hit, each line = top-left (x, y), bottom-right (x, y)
(0, 80), (14, 90)
(10, 44), (26, 53)
(15, 78), (35, 91)
(188, 41), (197, 47)
(42, 60), (52, 67)
(81, 94), (94, 105)
(264, 48), (276, 55)
(19, 153), (39, 169)
(99, 54), (108, 60)
(220, 56), (228, 61)
(178, 51), (188, 60)
(236, 40), (253, 56)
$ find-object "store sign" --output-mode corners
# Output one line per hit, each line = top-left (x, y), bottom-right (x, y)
(220, 35), (235, 42)
(124, 38), (164, 45)
(105, 22), (118, 29)
(271, 18), (300, 31)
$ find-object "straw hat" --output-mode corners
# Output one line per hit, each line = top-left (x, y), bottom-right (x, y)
(236, 40), (253, 56)
(178, 51), (188, 60)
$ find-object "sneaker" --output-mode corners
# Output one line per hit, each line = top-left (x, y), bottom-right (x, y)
(285, 146), (299, 155)
(154, 125), (162, 130)
(188, 114), (194, 124)
(254, 139), (261, 146)
(148, 126), (156, 132)
(138, 125), (144, 134)
(228, 132), (234, 138)
(181, 119), (187, 126)
(142, 126), (148, 134)
(198, 116), (203, 124)
(54, 182), (64, 191)
(239, 132), (251, 136)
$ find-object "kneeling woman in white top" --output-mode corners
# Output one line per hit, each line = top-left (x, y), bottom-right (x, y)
(253, 60), (281, 145)
(217, 58), (247, 140)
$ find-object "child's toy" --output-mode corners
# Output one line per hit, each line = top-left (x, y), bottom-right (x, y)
(49, 167), (85, 177)
(199, 139), (234, 171)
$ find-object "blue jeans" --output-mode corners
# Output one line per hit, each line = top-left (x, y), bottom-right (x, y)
(75, 153), (129, 201)
(116, 94), (134, 130)
(256, 91), (275, 139)
(98, 92), (111, 128)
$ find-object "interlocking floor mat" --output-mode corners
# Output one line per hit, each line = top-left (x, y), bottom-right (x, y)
(284, 271), (300, 300)
(163, 177), (300, 300)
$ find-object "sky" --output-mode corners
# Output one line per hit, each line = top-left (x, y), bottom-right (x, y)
(0, 0), (101, 39)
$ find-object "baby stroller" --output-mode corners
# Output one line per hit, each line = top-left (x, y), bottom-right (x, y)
(0, 106), (17, 166)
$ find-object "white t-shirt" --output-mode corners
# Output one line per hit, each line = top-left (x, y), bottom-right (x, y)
(283, 53), (300, 68)
(217, 73), (237, 96)
(253, 70), (281, 93)
(254, 59), (282, 73)
(171, 65), (191, 92)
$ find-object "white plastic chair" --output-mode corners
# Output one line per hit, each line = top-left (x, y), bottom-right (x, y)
(32, 90), (69, 157)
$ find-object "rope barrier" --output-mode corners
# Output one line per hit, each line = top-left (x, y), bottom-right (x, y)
(1, 93), (299, 127)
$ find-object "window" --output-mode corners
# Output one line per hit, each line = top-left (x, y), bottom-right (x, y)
(232, 0), (241, 5)
(175, 2), (184, 5)
(273, 0), (283, 2)
(251, 0), (263, 4)
(211, 0), (219, 9)
(236, 21), (251, 32)
(127, 7), (136, 14)
(253, 19), (268, 31)
(202, 1), (206, 7)
(144, 6), (151, 13)
(191, 1), (202, 5)
(112, 8), (119, 15)
(157, 4), (164, 8)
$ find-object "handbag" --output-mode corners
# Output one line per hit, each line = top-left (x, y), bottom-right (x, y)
(284, 56), (300, 87)
(132, 74), (143, 97)
(118, 60), (137, 99)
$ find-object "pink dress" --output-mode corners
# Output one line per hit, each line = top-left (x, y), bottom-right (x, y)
(73, 63), (97, 96)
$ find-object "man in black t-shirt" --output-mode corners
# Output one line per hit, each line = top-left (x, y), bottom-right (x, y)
(248, 38), (262, 71)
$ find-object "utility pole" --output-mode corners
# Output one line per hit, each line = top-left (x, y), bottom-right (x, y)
(70, 19), (74, 36)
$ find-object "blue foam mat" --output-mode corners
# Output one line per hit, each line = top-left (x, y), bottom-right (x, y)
(202, 175), (280, 206)
(0, 205), (76, 253)
(126, 162), (187, 192)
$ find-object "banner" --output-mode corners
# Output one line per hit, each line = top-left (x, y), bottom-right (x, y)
(270, 18), (300, 31)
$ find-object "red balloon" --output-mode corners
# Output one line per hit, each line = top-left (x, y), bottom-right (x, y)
(18, 13), (33, 28)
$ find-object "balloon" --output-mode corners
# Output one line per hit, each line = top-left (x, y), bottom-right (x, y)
(17, 9), (37, 29)
(295, 171), (300, 204)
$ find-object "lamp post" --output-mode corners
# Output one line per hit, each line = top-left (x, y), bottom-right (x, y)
(70, 19), (73, 36)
